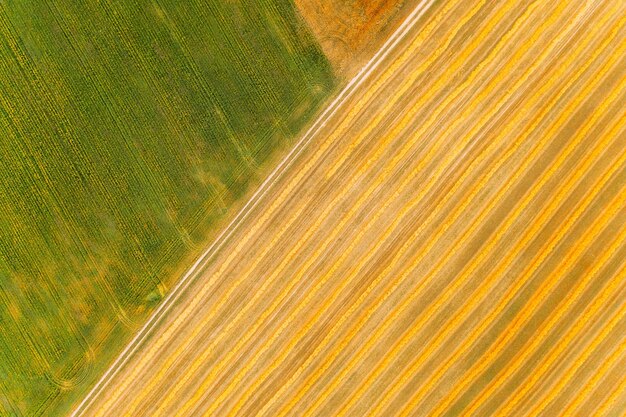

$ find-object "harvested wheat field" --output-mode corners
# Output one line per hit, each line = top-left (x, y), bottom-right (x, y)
(76, 0), (625, 415)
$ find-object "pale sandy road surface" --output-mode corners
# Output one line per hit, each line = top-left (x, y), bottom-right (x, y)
(83, 0), (625, 415)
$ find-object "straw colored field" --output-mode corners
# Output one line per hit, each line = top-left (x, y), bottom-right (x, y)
(80, 0), (625, 415)
(295, 0), (420, 77)
(0, 1), (334, 415)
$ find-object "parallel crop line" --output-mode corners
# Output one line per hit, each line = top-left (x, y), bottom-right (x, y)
(423, 139), (624, 417)
(584, 367), (626, 417)
(498, 170), (626, 417)
(366, 62), (623, 417)
(510, 290), (626, 417)
(366, 48), (620, 417)
(322, 0), (479, 180)
(427, 13), (625, 414)
(431, 164), (624, 417)
(452, 91), (626, 416)
(531, 306), (626, 417)
(494, 240), (626, 416)
(560, 316), (626, 416)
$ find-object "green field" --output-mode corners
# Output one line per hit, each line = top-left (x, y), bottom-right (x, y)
(0, 0), (334, 415)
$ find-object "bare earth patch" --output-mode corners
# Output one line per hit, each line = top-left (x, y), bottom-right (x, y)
(295, 0), (420, 77)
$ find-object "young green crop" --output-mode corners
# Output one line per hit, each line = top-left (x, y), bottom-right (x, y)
(0, 0), (334, 415)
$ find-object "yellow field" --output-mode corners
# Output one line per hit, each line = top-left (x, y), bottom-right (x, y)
(79, 0), (625, 415)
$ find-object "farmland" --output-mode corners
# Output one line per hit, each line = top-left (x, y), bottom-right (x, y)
(0, 1), (334, 415)
(77, 0), (626, 416)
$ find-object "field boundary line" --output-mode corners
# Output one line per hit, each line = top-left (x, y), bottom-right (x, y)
(70, 1), (436, 415)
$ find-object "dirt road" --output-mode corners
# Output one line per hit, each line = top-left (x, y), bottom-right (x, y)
(79, 0), (625, 415)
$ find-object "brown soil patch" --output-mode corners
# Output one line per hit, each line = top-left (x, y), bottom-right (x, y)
(295, 0), (419, 78)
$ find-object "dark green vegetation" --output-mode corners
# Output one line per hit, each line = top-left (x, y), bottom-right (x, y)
(0, 0), (334, 415)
